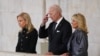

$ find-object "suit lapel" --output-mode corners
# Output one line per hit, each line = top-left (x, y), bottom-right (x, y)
(55, 18), (65, 31)
(51, 18), (65, 37)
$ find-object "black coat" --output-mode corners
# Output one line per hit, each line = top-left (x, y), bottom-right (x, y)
(67, 29), (88, 56)
(39, 18), (72, 55)
(16, 28), (38, 53)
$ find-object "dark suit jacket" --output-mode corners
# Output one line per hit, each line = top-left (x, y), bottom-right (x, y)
(16, 28), (38, 53)
(39, 18), (72, 55)
(67, 29), (88, 56)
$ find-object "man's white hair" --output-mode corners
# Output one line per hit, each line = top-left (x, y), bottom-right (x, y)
(50, 4), (62, 14)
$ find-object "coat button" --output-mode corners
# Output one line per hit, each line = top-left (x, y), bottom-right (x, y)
(21, 39), (23, 42)
(21, 43), (23, 46)
(21, 48), (23, 50)
(26, 37), (28, 38)
(22, 35), (25, 37)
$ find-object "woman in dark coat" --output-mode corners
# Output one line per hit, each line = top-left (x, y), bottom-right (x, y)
(16, 12), (38, 53)
(67, 13), (88, 56)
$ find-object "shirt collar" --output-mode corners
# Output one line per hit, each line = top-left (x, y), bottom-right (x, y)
(56, 17), (63, 24)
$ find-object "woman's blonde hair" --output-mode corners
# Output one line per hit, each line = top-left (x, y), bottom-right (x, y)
(17, 12), (34, 33)
(72, 13), (88, 33)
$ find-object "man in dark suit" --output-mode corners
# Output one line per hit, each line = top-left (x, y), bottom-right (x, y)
(39, 4), (72, 55)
